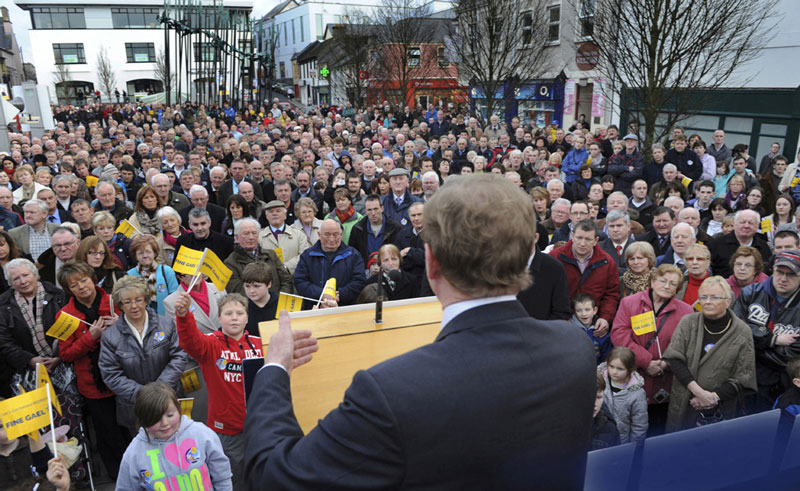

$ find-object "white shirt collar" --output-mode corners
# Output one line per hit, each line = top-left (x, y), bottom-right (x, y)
(125, 311), (150, 348)
(440, 295), (517, 331)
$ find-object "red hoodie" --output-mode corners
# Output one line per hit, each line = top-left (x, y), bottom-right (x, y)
(176, 312), (262, 435)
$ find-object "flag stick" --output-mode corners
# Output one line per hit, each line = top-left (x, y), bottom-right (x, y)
(282, 292), (321, 303)
(656, 336), (663, 359)
(188, 249), (209, 291)
(46, 383), (57, 459)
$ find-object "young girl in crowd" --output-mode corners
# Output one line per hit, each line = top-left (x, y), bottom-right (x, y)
(116, 381), (232, 491)
(174, 291), (263, 489)
(599, 347), (649, 443)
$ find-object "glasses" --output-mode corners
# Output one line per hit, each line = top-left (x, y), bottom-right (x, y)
(654, 277), (679, 289)
(121, 297), (147, 307)
(698, 295), (726, 302)
(53, 240), (77, 249)
(87, 250), (106, 257)
(774, 269), (799, 279)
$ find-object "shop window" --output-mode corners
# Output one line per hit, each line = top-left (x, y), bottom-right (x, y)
(408, 47), (421, 68)
(53, 43), (86, 64)
(547, 6), (560, 44)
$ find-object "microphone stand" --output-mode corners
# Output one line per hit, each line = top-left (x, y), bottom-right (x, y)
(374, 269), (384, 324)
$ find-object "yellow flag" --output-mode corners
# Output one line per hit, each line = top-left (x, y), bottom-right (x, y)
(115, 219), (137, 238)
(275, 293), (303, 318)
(180, 369), (201, 393)
(199, 249), (233, 291)
(0, 386), (50, 440)
(760, 218), (773, 233)
(681, 176), (693, 189)
(46, 312), (82, 341)
(322, 278), (336, 298)
(631, 311), (656, 336)
(16, 385), (39, 441)
(172, 246), (205, 275)
(85, 175), (99, 188)
(36, 364), (62, 417)
(178, 398), (194, 418)
(273, 247), (284, 263)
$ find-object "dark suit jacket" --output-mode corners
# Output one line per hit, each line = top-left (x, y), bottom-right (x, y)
(599, 237), (634, 275)
(243, 301), (596, 490)
(218, 177), (264, 207)
(517, 250), (572, 320)
(178, 203), (227, 233)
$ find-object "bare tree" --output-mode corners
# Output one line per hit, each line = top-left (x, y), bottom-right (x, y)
(53, 64), (75, 105)
(369, 0), (438, 108)
(450, 0), (552, 125)
(593, 0), (778, 152)
(96, 46), (117, 102)
(155, 49), (175, 94)
(324, 10), (374, 109)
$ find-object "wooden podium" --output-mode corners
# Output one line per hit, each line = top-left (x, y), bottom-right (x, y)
(258, 297), (443, 432)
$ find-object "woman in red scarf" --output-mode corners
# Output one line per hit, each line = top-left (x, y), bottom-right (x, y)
(681, 244), (711, 309)
(726, 246), (768, 299)
(326, 188), (362, 245)
(156, 206), (189, 265)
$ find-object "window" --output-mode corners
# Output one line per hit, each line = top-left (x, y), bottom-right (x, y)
(437, 46), (448, 68)
(547, 5), (560, 43)
(284, 21), (288, 45)
(316, 14), (323, 40)
(522, 11), (533, 46)
(194, 43), (218, 62)
(578, 0), (595, 39)
(407, 47), (421, 67)
(300, 16), (304, 42)
(31, 8), (85, 29)
(111, 8), (160, 29)
(292, 18), (296, 44)
(53, 43), (86, 64)
(279, 62), (286, 79)
(125, 43), (156, 62)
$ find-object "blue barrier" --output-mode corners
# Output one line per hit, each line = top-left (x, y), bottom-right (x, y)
(585, 410), (800, 490)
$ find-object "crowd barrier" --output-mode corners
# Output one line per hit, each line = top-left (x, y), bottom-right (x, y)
(585, 409), (800, 490)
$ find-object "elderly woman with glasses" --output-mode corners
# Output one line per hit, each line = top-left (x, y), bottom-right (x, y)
(611, 264), (695, 436)
(663, 276), (756, 431)
(99, 275), (187, 434)
(726, 246), (768, 299)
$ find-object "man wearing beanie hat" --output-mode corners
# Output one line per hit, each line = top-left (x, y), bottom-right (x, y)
(734, 249), (800, 411)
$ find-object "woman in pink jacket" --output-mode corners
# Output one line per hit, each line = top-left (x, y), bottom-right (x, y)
(611, 264), (694, 436)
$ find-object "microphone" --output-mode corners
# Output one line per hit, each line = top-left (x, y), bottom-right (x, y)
(374, 266), (401, 325)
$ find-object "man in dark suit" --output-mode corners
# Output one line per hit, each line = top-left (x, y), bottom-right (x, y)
(179, 185), (227, 233)
(218, 159), (264, 206)
(245, 174), (596, 489)
(635, 206), (676, 258)
(517, 246), (571, 321)
(598, 209), (636, 275)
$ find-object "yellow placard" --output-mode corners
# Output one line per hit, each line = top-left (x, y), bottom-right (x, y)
(178, 398), (194, 418)
(275, 293), (303, 318)
(45, 312), (82, 341)
(760, 218), (773, 233)
(85, 176), (99, 188)
(681, 176), (693, 188)
(792, 176), (800, 188)
(694, 302), (703, 312)
(631, 311), (656, 336)
(180, 369), (201, 393)
(199, 249), (232, 291)
(0, 386), (50, 440)
(36, 364), (62, 417)
(115, 219), (137, 238)
(16, 385), (39, 441)
(172, 246), (204, 276)
(273, 247), (284, 263)
(322, 278), (336, 298)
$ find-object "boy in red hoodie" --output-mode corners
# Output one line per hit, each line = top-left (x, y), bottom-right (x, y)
(174, 291), (262, 489)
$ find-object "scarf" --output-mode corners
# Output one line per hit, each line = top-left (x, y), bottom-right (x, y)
(74, 291), (108, 392)
(336, 205), (355, 224)
(684, 272), (709, 306)
(139, 264), (158, 305)
(622, 269), (653, 295)
(182, 279), (211, 316)
(135, 209), (161, 235)
(162, 228), (186, 247)
(15, 283), (51, 357)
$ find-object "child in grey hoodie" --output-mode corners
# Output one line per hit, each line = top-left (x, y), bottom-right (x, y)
(599, 347), (649, 443)
(115, 381), (233, 491)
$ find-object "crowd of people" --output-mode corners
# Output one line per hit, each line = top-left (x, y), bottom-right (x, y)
(0, 96), (799, 488)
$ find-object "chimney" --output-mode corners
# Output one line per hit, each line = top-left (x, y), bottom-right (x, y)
(1, 7), (9, 23)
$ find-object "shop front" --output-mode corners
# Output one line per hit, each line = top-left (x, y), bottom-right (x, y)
(469, 79), (564, 127)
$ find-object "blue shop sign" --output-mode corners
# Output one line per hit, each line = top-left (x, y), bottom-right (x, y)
(470, 83), (555, 101)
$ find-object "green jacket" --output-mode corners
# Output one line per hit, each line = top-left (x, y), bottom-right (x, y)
(326, 210), (363, 245)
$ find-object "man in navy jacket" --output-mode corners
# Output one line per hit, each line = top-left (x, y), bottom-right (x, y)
(246, 174), (596, 490)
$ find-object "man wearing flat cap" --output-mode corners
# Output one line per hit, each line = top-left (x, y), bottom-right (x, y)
(382, 167), (422, 226)
(608, 133), (645, 195)
(257, 200), (311, 273)
(734, 250), (800, 411)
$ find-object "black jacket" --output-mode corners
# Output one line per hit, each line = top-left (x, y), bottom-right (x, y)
(173, 230), (234, 266)
(218, 178), (264, 207)
(348, 217), (402, 263)
(599, 237), (634, 275)
(635, 230), (673, 258)
(94, 199), (133, 225)
(517, 250), (572, 321)
(394, 225), (425, 281)
(664, 148), (702, 181)
(709, 232), (772, 277)
(365, 269), (419, 301)
(0, 281), (66, 373)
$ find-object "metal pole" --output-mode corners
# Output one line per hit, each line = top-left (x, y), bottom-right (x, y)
(164, 0), (171, 105)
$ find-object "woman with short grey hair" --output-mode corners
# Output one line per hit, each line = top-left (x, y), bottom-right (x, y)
(156, 206), (187, 265)
(99, 275), (187, 433)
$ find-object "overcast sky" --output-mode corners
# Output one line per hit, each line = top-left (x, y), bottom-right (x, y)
(0, 0), (280, 66)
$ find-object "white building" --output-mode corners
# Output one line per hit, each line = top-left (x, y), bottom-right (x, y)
(14, 0), (252, 104)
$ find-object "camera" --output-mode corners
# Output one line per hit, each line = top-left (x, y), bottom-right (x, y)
(653, 388), (669, 404)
